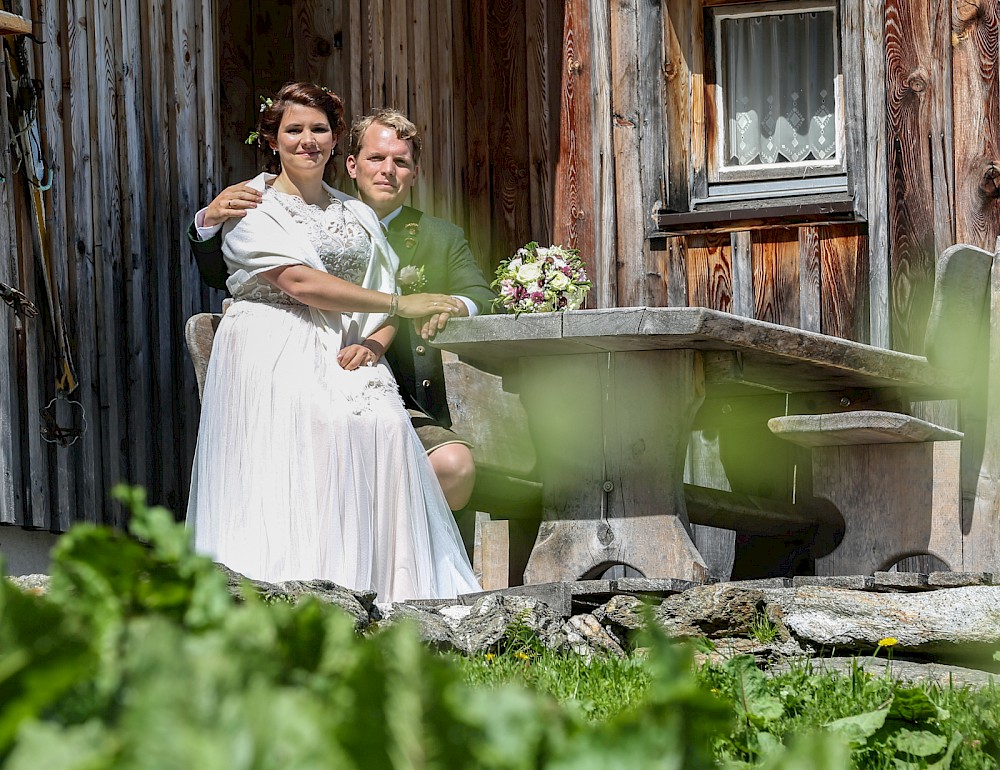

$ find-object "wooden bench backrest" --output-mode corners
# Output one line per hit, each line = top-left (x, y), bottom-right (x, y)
(184, 313), (222, 401)
(923, 243), (995, 371)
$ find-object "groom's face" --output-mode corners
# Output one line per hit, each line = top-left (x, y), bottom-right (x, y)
(346, 124), (419, 219)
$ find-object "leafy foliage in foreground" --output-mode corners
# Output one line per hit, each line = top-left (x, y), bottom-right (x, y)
(0, 485), (998, 769)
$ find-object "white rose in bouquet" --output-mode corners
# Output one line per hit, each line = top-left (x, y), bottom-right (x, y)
(516, 261), (543, 283)
(547, 271), (571, 291)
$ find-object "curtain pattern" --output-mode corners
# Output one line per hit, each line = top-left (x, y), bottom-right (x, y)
(722, 11), (837, 166)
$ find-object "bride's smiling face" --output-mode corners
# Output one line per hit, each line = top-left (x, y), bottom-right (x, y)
(270, 104), (336, 173)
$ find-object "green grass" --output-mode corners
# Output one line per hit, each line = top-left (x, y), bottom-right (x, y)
(455, 634), (1000, 769)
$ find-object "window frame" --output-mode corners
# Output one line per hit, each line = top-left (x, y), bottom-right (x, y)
(701, 0), (851, 198)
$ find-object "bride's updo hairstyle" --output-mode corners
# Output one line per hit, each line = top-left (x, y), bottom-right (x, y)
(256, 81), (347, 174)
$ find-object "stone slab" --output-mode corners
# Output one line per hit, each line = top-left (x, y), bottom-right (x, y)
(927, 572), (995, 587)
(872, 572), (932, 591)
(792, 576), (876, 590)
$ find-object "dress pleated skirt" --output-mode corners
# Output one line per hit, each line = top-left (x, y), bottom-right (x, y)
(186, 300), (480, 602)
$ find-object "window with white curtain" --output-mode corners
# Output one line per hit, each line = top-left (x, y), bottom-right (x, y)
(710, 1), (845, 193)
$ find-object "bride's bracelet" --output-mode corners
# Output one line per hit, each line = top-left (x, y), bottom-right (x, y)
(361, 339), (385, 358)
(388, 292), (400, 317)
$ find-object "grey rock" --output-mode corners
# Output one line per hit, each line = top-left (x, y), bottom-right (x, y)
(763, 585), (1000, 653)
(7, 574), (50, 594)
(220, 565), (375, 629)
(376, 603), (460, 650)
(654, 583), (775, 639)
(770, 656), (998, 689)
(452, 593), (566, 655)
(562, 613), (626, 659)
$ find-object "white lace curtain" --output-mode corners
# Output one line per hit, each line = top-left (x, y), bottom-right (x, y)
(722, 11), (837, 167)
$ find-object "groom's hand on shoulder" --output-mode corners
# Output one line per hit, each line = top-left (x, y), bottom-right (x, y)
(203, 182), (262, 228)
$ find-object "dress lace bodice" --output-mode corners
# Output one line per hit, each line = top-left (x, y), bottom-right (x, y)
(232, 188), (373, 306)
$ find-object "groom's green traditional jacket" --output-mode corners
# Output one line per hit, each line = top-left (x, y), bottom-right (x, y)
(383, 206), (494, 427)
(187, 205), (494, 428)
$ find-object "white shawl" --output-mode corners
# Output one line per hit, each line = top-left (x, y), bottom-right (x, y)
(221, 172), (398, 348)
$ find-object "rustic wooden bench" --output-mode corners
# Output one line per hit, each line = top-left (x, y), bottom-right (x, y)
(765, 243), (997, 575)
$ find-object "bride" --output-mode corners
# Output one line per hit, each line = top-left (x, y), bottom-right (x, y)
(186, 82), (480, 602)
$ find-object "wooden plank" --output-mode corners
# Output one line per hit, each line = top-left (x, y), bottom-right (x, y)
(589, 0), (616, 309)
(387, 0), (406, 109)
(798, 226), (821, 333)
(17, 165), (50, 528)
(120, 0), (151, 501)
(662, 0), (692, 212)
(449, 0), (467, 231)
(769, 411), (963, 448)
(865, 0), (889, 348)
(146, 0), (183, 517)
(217, 0), (256, 187)
(665, 235), (689, 306)
(553, 0), (600, 302)
(173, 0), (206, 519)
(685, 232), (732, 312)
(730, 230), (752, 317)
(36, 0), (77, 531)
(751, 230), (799, 327)
(93, 0), (126, 525)
(463, 0), (492, 277)
(65, 0), (102, 524)
(610, 0), (645, 306)
(840, 0), (868, 216)
(688, 0), (707, 200)
(0, 38), (21, 525)
(487, 0), (531, 267)
(408, 0), (433, 213)
(431, 0), (456, 224)
(346, 0), (363, 122)
(526, 0), (554, 246)
(952, 0), (1000, 249)
(0, 10), (31, 35)
(885, 0), (940, 353)
(820, 224), (868, 342)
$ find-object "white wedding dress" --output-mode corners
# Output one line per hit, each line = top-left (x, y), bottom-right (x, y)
(186, 185), (480, 602)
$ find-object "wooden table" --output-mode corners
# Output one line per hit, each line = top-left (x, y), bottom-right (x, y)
(433, 307), (956, 584)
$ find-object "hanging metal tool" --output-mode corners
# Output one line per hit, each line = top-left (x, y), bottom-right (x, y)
(2, 4), (77, 394)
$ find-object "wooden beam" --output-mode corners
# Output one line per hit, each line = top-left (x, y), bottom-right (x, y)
(0, 11), (31, 36)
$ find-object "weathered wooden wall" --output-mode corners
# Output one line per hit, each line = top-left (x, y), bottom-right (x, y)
(0, 0), (564, 533)
(0, 0), (217, 530)
(215, 0), (563, 279)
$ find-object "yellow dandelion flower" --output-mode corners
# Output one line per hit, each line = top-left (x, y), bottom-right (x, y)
(514, 651), (530, 661)
(485, 653), (495, 662)
(877, 637), (898, 647)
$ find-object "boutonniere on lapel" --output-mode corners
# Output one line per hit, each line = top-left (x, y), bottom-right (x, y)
(403, 221), (419, 250)
(397, 264), (427, 294)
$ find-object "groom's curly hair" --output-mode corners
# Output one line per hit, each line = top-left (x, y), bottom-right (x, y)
(347, 108), (422, 165)
(257, 81), (348, 174)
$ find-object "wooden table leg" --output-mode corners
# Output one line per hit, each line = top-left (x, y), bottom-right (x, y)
(515, 350), (709, 584)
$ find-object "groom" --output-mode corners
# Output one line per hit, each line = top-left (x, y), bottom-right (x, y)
(187, 109), (494, 539)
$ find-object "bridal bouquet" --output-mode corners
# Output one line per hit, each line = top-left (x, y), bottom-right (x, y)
(492, 242), (591, 315)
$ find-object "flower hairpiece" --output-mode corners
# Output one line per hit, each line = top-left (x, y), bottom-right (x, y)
(245, 96), (274, 146)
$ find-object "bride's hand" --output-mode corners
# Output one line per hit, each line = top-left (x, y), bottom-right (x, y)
(395, 293), (463, 320)
(338, 344), (379, 371)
